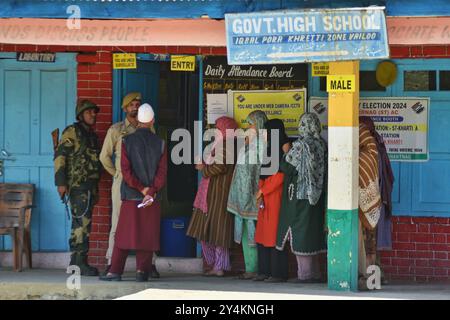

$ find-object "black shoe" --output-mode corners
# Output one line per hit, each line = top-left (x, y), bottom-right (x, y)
(79, 264), (99, 276)
(136, 271), (149, 282)
(74, 254), (99, 276)
(253, 274), (269, 281)
(99, 273), (122, 281)
(150, 264), (160, 278)
(264, 277), (286, 283)
(297, 278), (321, 284)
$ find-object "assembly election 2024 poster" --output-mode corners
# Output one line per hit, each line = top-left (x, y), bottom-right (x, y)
(309, 97), (429, 161)
(230, 89), (306, 137)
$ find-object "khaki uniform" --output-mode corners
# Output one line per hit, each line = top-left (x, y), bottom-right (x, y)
(100, 118), (137, 263)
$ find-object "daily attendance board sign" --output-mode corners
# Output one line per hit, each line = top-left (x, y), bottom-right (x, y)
(225, 7), (389, 65)
(230, 89), (306, 137)
(309, 97), (429, 161)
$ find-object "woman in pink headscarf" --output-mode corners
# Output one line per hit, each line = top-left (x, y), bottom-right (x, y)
(187, 116), (238, 276)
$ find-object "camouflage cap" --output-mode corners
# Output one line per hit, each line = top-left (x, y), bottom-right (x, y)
(122, 92), (142, 109)
(76, 99), (99, 118)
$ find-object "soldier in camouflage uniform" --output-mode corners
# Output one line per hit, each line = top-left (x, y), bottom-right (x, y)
(54, 99), (101, 276)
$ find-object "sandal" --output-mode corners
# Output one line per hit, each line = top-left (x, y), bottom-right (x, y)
(204, 269), (224, 277)
(235, 272), (256, 280)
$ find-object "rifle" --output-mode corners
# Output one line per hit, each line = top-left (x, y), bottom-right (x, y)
(51, 128), (59, 156)
(52, 128), (70, 220)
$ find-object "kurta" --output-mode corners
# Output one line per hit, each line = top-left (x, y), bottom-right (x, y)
(187, 146), (235, 248)
(115, 143), (167, 251)
(276, 159), (327, 255)
(254, 172), (284, 247)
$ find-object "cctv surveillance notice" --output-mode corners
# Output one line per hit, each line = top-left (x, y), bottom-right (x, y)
(309, 97), (429, 161)
(231, 89), (306, 137)
(225, 7), (389, 65)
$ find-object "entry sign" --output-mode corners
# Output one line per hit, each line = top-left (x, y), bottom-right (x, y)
(327, 75), (355, 92)
(113, 53), (137, 69)
(225, 7), (389, 65)
(171, 55), (196, 71)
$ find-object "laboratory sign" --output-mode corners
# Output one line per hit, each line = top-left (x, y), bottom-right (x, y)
(309, 97), (429, 161)
(225, 7), (389, 65)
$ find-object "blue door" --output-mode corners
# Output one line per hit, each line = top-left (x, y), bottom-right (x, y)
(113, 59), (160, 123)
(394, 60), (450, 217)
(0, 53), (77, 251)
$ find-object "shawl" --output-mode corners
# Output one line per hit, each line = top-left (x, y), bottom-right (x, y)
(359, 116), (394, 217)
(359, 122), (382, 230)
(285, 113), (326, 205)
(227, 110), (268, 245)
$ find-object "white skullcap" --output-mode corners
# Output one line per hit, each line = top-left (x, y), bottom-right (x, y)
(137, 103), (155, 123)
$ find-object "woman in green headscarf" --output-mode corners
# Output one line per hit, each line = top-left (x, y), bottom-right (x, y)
(276, 112), (327, 283)
(227, 110), (268, 279)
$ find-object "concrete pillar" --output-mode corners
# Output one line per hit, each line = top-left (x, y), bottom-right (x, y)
(327, 61), (360, 291)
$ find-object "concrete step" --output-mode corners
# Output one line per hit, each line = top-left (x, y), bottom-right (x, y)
(0, 252), (203, 274)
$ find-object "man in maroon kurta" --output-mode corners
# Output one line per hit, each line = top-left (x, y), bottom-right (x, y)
(100, 103), (167, 282)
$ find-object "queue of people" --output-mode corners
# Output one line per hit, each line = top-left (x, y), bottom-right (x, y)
(187, 110), (393, 286)
(55, 93), (392, 286)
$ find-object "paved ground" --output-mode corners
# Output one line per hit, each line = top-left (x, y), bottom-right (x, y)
(0, 268), (449, 300)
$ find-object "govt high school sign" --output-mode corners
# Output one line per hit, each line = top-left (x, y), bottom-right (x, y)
(225, 7), (389, 65)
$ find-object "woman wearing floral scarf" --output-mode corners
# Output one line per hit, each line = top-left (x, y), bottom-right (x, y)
(187, 116), (238, 277)
(276, 113), (327, 283)
(227, 110), (268, 280)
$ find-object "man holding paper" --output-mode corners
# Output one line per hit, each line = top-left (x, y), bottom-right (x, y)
(100, 103), (167, 282)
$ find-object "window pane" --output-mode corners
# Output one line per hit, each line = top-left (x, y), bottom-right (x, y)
(404, 71), (436, 91)
(319, 71), (386, 91)
(439, 71), (450, 90)
(360, 71), (386, 91)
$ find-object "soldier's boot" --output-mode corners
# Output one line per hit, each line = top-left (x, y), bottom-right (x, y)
(69, 253), (77, 266)
(76, 254), (99, 276)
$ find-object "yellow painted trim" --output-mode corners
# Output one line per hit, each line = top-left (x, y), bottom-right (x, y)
(328, 61), (359, 127)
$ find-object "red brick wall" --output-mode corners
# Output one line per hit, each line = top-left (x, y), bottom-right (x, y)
(390, 45), (450, 58)
(76, 50), (113, 267)
(380, 217), (450, 282)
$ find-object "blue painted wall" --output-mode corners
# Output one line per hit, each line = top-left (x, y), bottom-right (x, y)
(4, 0), (448, 19)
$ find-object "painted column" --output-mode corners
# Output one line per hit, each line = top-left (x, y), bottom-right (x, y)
(327, 61), (360, 291)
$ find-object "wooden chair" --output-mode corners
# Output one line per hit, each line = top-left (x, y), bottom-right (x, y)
(0, 183), (34, 271)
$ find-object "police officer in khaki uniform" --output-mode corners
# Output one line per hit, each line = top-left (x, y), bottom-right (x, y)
(100, 92), (159, 277)
(54, 99), (101, 276)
